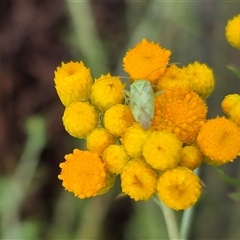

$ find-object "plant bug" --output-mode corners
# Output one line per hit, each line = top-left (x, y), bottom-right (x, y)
(124, 79), (155, 129)
(124, 64), (179, 128)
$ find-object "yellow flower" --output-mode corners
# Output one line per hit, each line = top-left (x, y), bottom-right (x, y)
(54, 61), (93, 106)
(221, 94), (240, 126)
(158, 64), (191, 91)
(179, 145), (203, 170)
(229, 101), (240, 126)
(157, 167), (202, 210)
(86, 128), (116, 156)
(225, 14), (240, 49)
(185, 62), (214, 99)
(197, 117), (240, 165)
(121, 123), (151, 158)
(121, 158), (158, 201)
(58, 149), (106, 199)
(97, 171), (116, 195)
(221, 94), (240, 114)
(123, 39), (171, 85)
(62, 101), (98, 138)
(90, 74), (125, 112)
(103, 145), (130, 174)
(142, 130), (182, 171)
(103, 104), (135, 137)
(152, 89), (207, 144)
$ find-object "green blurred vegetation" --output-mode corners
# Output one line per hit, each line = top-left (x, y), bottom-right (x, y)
(1, 1), (240, 239)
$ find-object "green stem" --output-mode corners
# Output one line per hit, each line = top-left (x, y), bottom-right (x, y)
(0, 116), (47, 239)
(179, 206), (195, 239)
(66, 0), (108, 76)
(179, 167), (200, 239)
(153, 195), (180, 240)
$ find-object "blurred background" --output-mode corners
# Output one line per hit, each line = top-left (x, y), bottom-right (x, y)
(1, 1), (240, 239)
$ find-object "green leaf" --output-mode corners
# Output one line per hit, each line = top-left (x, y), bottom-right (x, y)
(227, 65), (240, 79)
(214, 166), (240, 188)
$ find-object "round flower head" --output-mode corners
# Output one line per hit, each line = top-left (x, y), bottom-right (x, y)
(179, 145), (203, 170)
(62, 101), (98, 138)
(86, 128), (116, 156)
(54, 61), (93, 106)
(221, 94), (240, 126)
(103, 145), (130, 174)
(142, 130), (182, 171)
(152, 89), (207, 144)
(158, 64), (191, 91)
(185, 62), (214, 99)
(103, 104), (135, 137)
(197, 117), (240, 165)
(90, 74), (125, 112)
(58, 149), (106, 199)
(121, 158), (158, 201)
(123, 39), (171, 85)
(97, 171), (116, 195)
(228, 101), (240, 126)
(157, 167), (202, 211)
(121, 123), (151, 158)
(221, 94), (240, 115)
(225, 14), (240, 49)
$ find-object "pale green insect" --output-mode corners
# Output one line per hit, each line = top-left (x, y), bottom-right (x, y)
(124, 80), (154, 129)
(125, 65), (176, 128)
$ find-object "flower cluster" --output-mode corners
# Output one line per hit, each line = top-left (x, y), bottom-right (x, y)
(55, 15), (240, 211)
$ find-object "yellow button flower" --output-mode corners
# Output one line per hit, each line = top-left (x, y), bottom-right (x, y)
(143, 130), (182, 171)
(152, 89), (207, 144)
(225, 14), (240, 49)
(221, 94), (240, 114)
(158, 64), (191, 91)
(123, 39), (171, 85)
(157, 167), (202, 210)
(121, 123), (151, 158)
(178, 145), (203, 170)
(221, 94), (240, 126)
(90, 74), (125, 112)
(58, 149), (106, 199)
(103, 104), (135, 137)
(121, 158), (158, 201)
(197, 117), (240, 165)
(185, 62), (214, 99)
(229, 101), (240, 126)
(103, 145), (130, 174)
(54, 61), (93, 106)
(86, 128), (116, 156)
(62, 101), (98, 138)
